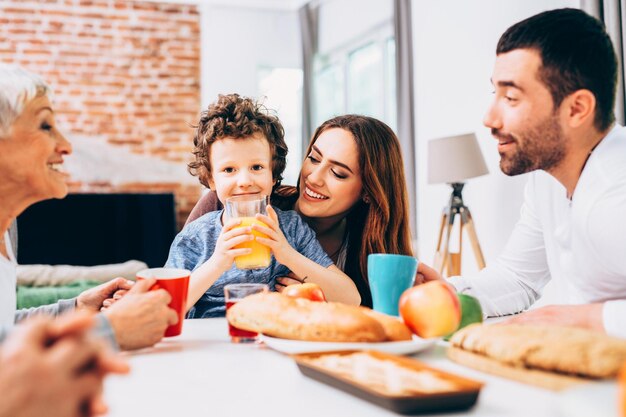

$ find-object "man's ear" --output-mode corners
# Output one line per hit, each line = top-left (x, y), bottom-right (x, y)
(563, 89), (596, 128)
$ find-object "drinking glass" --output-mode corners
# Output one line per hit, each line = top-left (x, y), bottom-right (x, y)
(224, 283), (269, 343)
(224, 195), (271, 270)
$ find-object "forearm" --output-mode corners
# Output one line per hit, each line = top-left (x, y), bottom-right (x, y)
(449, 262), (544, 318)
(281, 249), (360, 305)
(505, 303), (605, 332)
(14, 298), (76, 323)
(186, 258), (226, 311)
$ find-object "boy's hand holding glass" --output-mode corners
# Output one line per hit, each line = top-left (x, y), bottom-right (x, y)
(211, 217), (256, 273)
(250, 205), (297, 266)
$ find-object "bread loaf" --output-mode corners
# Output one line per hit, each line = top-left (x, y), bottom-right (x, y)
(227, 292), (389, 342)
(449, 323), (626, 379)
(359, 307), (413, 341)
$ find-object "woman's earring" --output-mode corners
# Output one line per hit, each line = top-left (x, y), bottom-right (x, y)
(363, 195), (370, 204)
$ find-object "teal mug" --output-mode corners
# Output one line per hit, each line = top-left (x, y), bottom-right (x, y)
(368, 253), (419, 316)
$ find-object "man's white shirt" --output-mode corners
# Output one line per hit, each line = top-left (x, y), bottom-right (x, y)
(451, 125), (626, 338)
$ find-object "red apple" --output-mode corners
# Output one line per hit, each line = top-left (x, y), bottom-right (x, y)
(283, 283), (326, 302)
(399, 281), (461, 338)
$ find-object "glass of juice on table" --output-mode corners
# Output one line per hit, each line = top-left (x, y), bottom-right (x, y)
(224, 283), (269, 343)
(224, 194), (271, 269)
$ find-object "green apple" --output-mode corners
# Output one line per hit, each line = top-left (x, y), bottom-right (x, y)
(444, 293), (483, 341)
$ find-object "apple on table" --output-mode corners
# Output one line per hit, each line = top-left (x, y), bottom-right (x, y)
(399, 281), (483, 339)
(399, 281), (461, 338)
(283, 282), (326, 302)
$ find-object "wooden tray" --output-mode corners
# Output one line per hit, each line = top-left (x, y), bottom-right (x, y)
(293, 350), (483, 415)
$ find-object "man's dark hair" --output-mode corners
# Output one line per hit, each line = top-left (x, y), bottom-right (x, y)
(497, 8), (617, 131)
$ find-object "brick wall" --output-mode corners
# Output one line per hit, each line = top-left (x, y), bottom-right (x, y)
(0, 0), (203, 229)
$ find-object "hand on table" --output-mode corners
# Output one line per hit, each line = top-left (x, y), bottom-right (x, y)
(275, 272), (306, 292)
(102, 278), (179, 350)
(77, 277), (134, 313)
(0, 313), (129, 417)
(503, 304), (604, 332)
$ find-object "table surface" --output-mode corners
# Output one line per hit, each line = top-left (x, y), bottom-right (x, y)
(104, 318), (615, 417)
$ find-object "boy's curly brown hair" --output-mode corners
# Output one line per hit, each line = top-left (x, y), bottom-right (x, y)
(188, 93), (288, 190)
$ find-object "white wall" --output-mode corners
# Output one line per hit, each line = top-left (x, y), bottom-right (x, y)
(199, 4), (301, 107)
(412, 0), (579, 276)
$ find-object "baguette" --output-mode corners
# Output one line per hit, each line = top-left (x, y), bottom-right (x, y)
(227, 292), (387, 342)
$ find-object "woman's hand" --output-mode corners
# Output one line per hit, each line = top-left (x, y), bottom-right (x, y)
(77, 277), (134, 313)
(100, 288), (129, 311)
(274, 273), (306, 292)
(414, 262), (443, 285)
(252, 205), (296, 266)
(209, 217), (254, 273)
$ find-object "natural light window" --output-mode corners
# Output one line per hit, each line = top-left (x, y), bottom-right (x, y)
(313, 32), (396, 132)
(257, 67), (303, 186)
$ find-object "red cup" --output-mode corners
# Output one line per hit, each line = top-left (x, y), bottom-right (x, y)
(136, 268), (190, 337)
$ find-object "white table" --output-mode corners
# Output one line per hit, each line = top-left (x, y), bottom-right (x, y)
(104, 318), (609, 417)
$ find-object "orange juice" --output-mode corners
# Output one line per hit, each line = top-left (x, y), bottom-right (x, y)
(234, 217), (271, 269)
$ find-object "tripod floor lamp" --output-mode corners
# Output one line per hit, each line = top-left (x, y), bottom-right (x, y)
(428, 133), (489, 277)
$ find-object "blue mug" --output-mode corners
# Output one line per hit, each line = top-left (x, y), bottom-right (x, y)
(368, 253), (419, 316)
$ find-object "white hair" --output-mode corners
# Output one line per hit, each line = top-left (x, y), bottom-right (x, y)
(0, 64), (52, 138)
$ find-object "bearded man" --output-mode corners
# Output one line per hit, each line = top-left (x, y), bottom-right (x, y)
(419, 8), (626, 338)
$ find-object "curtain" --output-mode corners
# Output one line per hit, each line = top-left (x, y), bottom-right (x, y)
(582, 0), (626, 124)
(394, 0), (417, 238)
(299, 3), (319, 150)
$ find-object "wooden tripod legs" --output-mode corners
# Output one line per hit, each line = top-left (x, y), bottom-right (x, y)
(434, 207), (485, 276)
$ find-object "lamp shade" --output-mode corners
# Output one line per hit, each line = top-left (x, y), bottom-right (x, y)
(427, 133), (489, 184)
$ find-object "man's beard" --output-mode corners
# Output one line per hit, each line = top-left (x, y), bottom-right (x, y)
(493, 115), (567, 176)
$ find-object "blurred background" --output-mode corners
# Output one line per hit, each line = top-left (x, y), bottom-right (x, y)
(2, 0), (616, 284)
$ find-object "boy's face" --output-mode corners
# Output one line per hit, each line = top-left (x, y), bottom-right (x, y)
(208, 133), (275, 202)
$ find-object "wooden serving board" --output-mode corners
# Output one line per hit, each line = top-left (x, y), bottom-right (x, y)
(447, 347), (595, 391)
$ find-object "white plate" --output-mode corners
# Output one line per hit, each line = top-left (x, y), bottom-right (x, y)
(260, 334), (436, 356)
(556, 381), (618, 417)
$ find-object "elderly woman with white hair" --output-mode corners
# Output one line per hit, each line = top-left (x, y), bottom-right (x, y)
(0, 64), (179, 349)
(0, 63), (185, 417)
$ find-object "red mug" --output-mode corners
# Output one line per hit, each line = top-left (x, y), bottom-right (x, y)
(136, 268), (190, 337)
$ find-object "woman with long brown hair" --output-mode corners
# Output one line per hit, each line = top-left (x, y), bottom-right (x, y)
(187, 114), (414, 307)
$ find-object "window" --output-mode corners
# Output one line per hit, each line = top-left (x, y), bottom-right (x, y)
(313, 63), (344, 128)
(313, 29), (396, 131)
(257, 67), (303, 186)
(348, 42), (384, 119)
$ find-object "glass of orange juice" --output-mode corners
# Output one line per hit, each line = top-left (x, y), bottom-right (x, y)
(225, 195), (271, 269)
